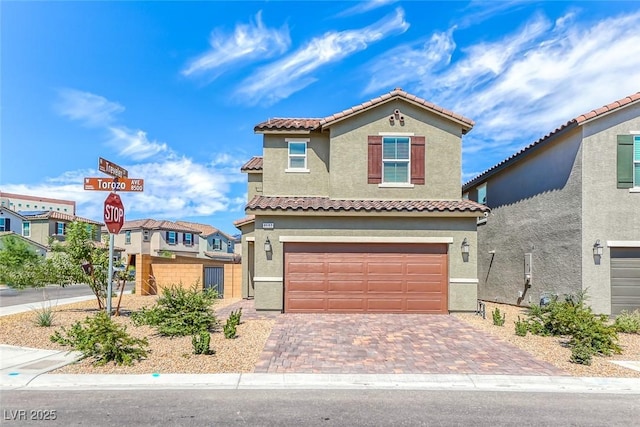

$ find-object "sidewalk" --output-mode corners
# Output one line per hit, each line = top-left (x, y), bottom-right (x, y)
(2, 296), (640, 394)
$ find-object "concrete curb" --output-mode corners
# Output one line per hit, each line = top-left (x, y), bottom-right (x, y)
(3, 373), (640, 393)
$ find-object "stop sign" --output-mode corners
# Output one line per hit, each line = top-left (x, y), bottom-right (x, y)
(104, 192), (125, 234)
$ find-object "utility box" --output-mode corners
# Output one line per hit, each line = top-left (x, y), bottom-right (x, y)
(524, 253), (532, 286)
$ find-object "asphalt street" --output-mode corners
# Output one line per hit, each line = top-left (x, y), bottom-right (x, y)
(2, 389), (639, 426)
(0, 283), (134, 307)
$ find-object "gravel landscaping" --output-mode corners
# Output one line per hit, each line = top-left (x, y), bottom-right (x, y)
(1, 296), (638, 377)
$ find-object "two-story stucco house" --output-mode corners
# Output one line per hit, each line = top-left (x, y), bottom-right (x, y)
(463, 92), (640, 316)
(113, 219), (201, 263)
(19, 210), (103, 247)
(175, 221), (237, 261)
(236, 88), (489, 313)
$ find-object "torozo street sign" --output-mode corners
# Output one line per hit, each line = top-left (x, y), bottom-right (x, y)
(84, 177), (144, 192)
(104, 193), (125, 234)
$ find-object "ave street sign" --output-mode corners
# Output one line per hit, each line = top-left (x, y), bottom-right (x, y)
(99, 157), (128, 178)
(84, 177), (144, 192)
(104, 192), (125, 234)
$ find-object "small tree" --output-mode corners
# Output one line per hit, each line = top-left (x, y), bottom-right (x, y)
(0, 235), (48, 288)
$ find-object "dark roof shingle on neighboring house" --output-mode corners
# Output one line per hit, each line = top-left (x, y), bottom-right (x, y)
(463, 91), (640, 190)
(253, 88), (474, 134)
(246, 196), (488, 214)
(241, 156), (263, 172)
(119, 219), (201, 233)
(20, 210), (103, 226)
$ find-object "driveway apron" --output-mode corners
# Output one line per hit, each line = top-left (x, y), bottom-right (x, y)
(254, 313), (567, 375)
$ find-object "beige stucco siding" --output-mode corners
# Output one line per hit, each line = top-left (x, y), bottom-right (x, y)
(581, 102), (640, 314)
(328, 100), (463, 200)
(247, 173), (263, 201)
(262, 133), (330, 196)
(251, 214), (478, 311)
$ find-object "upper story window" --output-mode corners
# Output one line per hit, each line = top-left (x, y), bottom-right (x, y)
(125, 230), (131, 244)
(477, 183), (487, 205)
(382, 137), (410, 183)
(166, 231), (177, 245)
(213, 237), (222, 251)
(0, 217), (9, 232)
(22, 222), (30, 237)
(462, 192), (469, 200)
(56, 222), (65, 235)
(616, 135), (640, 189)
(286, 139), (308, 172)
(184, 233), (193, 246)
(143, 230), (150, 242)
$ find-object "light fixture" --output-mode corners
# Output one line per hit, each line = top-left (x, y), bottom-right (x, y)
(461, 238), (470, 254)
(264, 237), (272, 253)
(593, 239), (603, 256)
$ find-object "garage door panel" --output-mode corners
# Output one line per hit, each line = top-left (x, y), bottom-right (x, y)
(285, 243), (448, 313)
(288, 262), (325, 274)
(327, 298), (366, 311)
(327, 280), (366, 292)
(328, 262), (365, 274)
(611, 248), (640, 316)
(368, 280), (403, 293)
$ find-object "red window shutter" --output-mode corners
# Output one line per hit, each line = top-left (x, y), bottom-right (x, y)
(411, 136), (425, 184)
(368, 136), (382, 183)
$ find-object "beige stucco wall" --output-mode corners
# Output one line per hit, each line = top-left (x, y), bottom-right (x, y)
(247, 172), (263, 201)
(250, 214), (478, 312)
(262, 133), (329, 196)
(239, 221), (255, 299)
(581, 102), (640, 314)
(328, 100), (463, 200)
(28, 221), (51, 247)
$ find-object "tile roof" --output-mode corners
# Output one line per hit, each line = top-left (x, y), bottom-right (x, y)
(241, 156), (263, 172)
(463, 91), (640, 190)
(20, 210), (103, 226)
(175, 221), (233, 240)
(233, 215), (255, 228)
(246, 196), (488, 214)
(254, 88), (474, 134)
(119, 218), (202, 233)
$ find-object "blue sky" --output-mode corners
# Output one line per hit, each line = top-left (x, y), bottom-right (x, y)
(2, 1), (640, 235)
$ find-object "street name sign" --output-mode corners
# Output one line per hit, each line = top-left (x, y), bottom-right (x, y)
(84, 177), (144, 192)
(99, 157), (128, 178)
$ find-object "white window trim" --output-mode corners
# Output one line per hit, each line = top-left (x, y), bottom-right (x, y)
(378, 183), (414, 188)
(633, 136), (640, 188)
(22, 222), (31, 237)
(382, 136), (411, 184)
(286, 139), (309, 171)
(167, 231), (177, 245)
(125, 230), (131, 245)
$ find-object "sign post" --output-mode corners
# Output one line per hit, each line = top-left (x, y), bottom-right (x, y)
(104, 192), (125, 316)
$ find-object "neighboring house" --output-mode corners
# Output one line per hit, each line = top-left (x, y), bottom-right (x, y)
(0, 207), (31, 237)
(0, 231), (48, 257)
(462, 92), (640, 316)
(19, 210), (103, 247)
(235, 88), (489, 313)
(112, 219), (201, 261)
(0, 191), (76, 215)
(175, 221), (237, 260)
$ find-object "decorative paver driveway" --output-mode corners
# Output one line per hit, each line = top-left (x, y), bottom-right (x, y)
(254, 313), (567, 375)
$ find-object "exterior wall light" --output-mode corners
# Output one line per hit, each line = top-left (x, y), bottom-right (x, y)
(593, 239), (603, 257)
(461, 238), (470, 254)
(264, 237), (272, 253)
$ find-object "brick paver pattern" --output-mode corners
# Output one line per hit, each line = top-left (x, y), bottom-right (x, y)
(253, 312), (567, 376)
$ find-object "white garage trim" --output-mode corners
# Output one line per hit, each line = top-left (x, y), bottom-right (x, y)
(279, 236), (454, 244)
(607, 241), (640, 247)
(253, 277), (283, 282)
(245, 237), (255, 242)
(449, 278), (479, 284)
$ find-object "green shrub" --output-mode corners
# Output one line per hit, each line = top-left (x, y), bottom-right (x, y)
(131, 285), (218, 337)
(223, 318), (237, 339)
(492, 307), (505, 326)
(192, 330), (214, 355)
(32, 303), (56, 327)
(525, 291), (621, 364)
(228, 308), (242, 326)
(613, 310), (640, 334)
(514, 316), (528, 337)
(51, 311), (148, 366)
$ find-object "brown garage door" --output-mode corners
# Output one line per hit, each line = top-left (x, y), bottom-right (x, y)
(284, 243), (448, 313)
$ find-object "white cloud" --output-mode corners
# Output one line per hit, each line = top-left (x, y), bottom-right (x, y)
(364, 10), (640, 172)
(55, 89), (124, 127)
(108, 127), (169, 161)
(336, 0), (398, 18)
(182, 11), (290, 78)
(236, 7), (409, 106)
